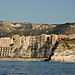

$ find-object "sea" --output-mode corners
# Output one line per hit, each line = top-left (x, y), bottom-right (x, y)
(0, 61), (75, 75)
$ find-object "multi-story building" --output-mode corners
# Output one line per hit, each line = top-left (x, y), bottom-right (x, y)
(0, 37), (13, 57)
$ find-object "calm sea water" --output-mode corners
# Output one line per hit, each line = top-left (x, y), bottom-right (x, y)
(0, 61), (75, 75)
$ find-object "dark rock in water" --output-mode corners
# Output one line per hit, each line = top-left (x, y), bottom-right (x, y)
(44, 58), (51, 61)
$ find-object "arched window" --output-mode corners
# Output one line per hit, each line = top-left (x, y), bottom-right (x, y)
(47, 37), (50, 41)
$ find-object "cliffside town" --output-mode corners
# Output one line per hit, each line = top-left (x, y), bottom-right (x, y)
(0, 21), (75, 62)
(0, 33), (75, 62)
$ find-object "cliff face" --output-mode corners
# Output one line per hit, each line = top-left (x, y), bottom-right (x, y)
(0, 21), (75, 62)
(51, 39), (75, 62)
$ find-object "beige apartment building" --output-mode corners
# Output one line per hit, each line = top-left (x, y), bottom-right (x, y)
(0, 37), (13, 57)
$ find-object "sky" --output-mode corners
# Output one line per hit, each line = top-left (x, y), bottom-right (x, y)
(0, 0), (75, 24)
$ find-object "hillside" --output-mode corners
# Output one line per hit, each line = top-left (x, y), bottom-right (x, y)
(51, 23), (75, 34)
(0, 21), (55, 36)
(0, 21), (75, 36)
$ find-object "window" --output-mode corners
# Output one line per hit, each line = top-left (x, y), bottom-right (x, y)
(47, 37), (50, 41)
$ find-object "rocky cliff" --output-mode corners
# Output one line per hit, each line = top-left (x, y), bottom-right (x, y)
(51, 39), (75, 62)
(0, 21), (75, 62)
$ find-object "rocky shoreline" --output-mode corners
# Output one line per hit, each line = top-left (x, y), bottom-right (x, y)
(0, 58), (75, 63)
(51, 40), (75, 63)
(50, 56), (75, 63)
(0, 58), (46, 62)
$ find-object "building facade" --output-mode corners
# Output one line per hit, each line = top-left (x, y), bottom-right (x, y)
(0, 37), (13, 57)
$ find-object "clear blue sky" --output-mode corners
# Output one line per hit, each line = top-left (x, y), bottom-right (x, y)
(0, 0), (75, 24)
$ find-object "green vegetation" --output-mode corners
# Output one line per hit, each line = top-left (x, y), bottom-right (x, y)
(62, 39), (71, 49)
(65, 38), (75, 41)
(0, 21), (75, 36)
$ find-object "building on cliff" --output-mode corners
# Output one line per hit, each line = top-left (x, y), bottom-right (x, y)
(0, 34), (75, 58)
(20, 36), (32, 58)
(0, 37), (13, 57)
